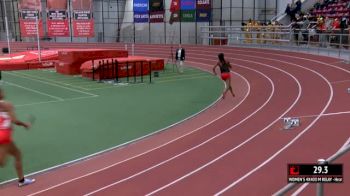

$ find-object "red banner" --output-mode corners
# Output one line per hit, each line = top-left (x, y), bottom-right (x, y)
(18, 0), (44, 37)
(46, 0), (69, 37)
(170, 0), (180, 12)
(72, 0), (94, 37)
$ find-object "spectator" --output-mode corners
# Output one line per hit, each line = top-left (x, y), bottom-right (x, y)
(175, 44), (185, 73)
(295, 0), (302, 14)
(301, 15), (310, 43)
(285, 3), (292, 16)
(314, 0), (322, 9)
(291, 19), (300, 44)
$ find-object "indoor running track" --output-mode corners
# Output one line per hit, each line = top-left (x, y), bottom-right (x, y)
(1, 45), (350, 196)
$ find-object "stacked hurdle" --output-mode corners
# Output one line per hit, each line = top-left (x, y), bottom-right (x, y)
(282, 117), (301, 130)
(92, 59), (153, 84)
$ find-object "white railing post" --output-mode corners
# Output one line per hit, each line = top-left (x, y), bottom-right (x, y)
(316, 159), (327, 196)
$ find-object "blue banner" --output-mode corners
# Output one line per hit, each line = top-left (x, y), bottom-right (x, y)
(196, 9), (211, 22)
(134, 0), (149, 12)
(134, 12), (149, 23)
(181, 0), (196, 10)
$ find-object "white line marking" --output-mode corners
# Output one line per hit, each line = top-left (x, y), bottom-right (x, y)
(5, 72), (98, 97)
(331, 79), (350, 84)
(21, 66), (250, 196)
(144, 58), (302, 196)
(339, 137), (350, 151)
(135, 47), (337, 194)
(277, 110), (350, 119)
(214, 58), (333, 196)
(6, 45), (338, 194)
(83, 62), (276, 196)
(291, 183), (309, 196)
(13, 71), (90, 90)
(4, 81), (64, 101)
(15, 95), (98, 108)
(82, 46), (340, 194)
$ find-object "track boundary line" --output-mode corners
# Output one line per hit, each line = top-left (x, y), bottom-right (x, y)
(143, 56), (303, 196)
(86, 75), (212, 91)
(4, 81), (64, 101)
(22, 65), (250, 196)
(4, 72), (98, 97)
(214, 55), (334, 196)
(136, 46), (349, 194)
(2, 44), (342, 194)
(277, 110), (350, 119)
(84, 61), (281, 196)
(331, 79), (350, 84)
(15, 95), (98, 108)
(13, 71), (91, 91)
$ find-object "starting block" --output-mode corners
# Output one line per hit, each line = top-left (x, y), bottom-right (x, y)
(282, 117), (300, 130)
(347, 88), (350, 94)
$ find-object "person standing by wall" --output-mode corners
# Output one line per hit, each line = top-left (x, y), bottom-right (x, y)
(175, 44), (185, 73)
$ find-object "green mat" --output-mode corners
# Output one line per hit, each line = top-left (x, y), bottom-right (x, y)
(0, 65), (223, 182)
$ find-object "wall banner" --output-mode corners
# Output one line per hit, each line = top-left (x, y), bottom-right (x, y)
(72, 0), (94, 37)
(46, 0), (69, 37)
(18, 0), (44, 37)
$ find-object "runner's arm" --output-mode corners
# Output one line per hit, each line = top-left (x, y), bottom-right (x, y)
(213, 63), (219, 75)
(7, 103), (30, 129)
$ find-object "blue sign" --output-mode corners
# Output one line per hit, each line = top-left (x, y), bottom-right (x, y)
(181, 0), (196, 10)
(134, 12), (149, 23)
(134, 0), (149, 12)
(196, 9), (211, 22)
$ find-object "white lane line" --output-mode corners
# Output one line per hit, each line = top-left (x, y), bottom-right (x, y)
(23, 64), (250, 195)
(279, 110), (350, 119)
(135, 47), (336, 193)
(331, 79), (350, 84)
(5, 72), (98, 97)
(12, 71), (91, 90)
(15, 45), (334, 194)
(339, 137), (350, 151)
(4, 81), (64, 101)
(291, 183), (309, 196)
(15, 95), (98, 108)
(144, 57), (302, 196)
(214, 57), (333, 196)
(83, 63), (276, 196)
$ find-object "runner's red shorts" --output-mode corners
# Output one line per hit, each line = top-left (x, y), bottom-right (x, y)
(0, 130), (12, 144)
(221, 73), (231, 80)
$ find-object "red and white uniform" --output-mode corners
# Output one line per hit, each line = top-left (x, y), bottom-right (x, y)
(0, 112), (12, 144)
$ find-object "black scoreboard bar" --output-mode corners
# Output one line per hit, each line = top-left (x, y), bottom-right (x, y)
(288, 164), (343, 183)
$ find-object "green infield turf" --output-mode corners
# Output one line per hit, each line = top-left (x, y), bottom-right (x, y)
(0, 64), (223, 182)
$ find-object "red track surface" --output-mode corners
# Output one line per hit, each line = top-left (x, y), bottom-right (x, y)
(1, 44), (350, 195)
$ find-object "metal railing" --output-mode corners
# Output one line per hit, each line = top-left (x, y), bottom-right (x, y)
(200, 25), (350, 61)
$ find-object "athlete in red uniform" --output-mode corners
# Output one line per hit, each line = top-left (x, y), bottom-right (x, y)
(213, 53), (235, 99)
(0, 88), (35, 187)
